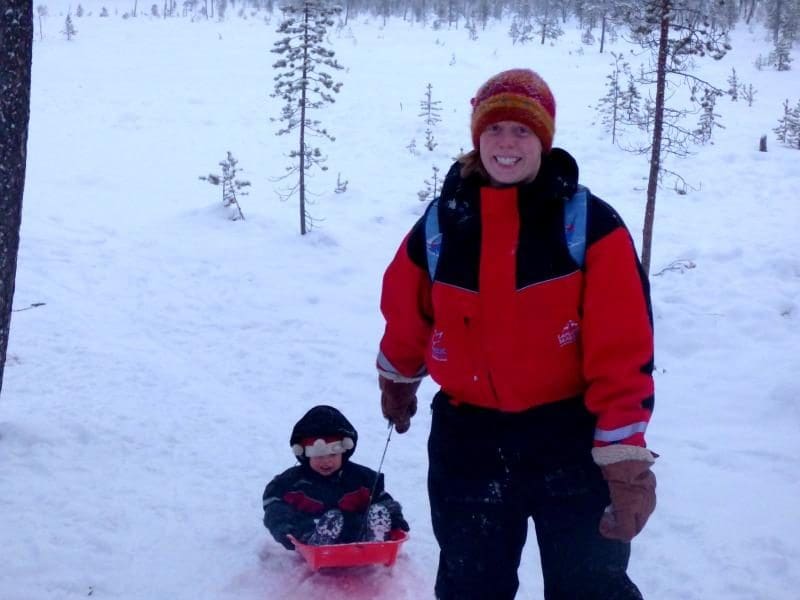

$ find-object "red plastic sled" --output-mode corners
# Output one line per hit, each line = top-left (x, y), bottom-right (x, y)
(288, 530), (409, 571)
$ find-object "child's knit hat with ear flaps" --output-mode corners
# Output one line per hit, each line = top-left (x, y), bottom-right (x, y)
(290, 405), (358, 461)
(470, 68), (557, 153)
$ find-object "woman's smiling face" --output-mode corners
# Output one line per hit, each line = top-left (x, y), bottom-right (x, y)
(479, 120), (543, 186)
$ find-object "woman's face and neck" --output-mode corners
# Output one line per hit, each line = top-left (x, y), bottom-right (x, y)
(478, 120), (543, 187)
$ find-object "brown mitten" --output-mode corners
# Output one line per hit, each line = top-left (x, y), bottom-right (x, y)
(378, 375), (420, 434)
(592, 446), (657, 542)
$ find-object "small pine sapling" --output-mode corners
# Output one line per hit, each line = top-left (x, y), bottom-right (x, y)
(742, 84), (757, 107)
(786, 100), (800, 149)
(419, 84), (442, 152)
(727, 68), (739, 101)
(62, 13), (77, 40)
(774, 99), (792, 145)
(596, 52), (628, 144)
(695, 88), (724, 144)
(509, 17), (534, 45)
(199, 152), (250, 220)
(36, 5), (47, 40)
(335, 173), (348, 194)
(769, 34), (793, 72)
(418, 165), (441, 202)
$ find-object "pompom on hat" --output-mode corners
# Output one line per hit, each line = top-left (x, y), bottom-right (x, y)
(470, 68), (556, 153)
(292, 435), (355, 458)
(288, 405), (358, 464)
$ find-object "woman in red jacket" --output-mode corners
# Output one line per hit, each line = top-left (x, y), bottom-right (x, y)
(377, 68), (657, 599)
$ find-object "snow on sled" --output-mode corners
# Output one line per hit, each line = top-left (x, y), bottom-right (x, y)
(288, 530), (409, 571)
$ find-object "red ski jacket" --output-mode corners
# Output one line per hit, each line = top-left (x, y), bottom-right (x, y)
(377, 150), (654, 447)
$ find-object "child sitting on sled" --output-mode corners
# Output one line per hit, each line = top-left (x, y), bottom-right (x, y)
(262, 405), (409, 550)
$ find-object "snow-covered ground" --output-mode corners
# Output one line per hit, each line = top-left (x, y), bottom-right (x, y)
(2, 5), (799, 599)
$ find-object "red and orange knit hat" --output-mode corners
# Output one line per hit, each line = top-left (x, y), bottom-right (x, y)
(470, 68), (556, 153)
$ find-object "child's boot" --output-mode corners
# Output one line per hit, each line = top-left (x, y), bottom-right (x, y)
(308, 509), (344, 545)
(364, 504), (391, 542)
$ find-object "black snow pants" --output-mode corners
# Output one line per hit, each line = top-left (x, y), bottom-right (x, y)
(428, 393), (644, 600)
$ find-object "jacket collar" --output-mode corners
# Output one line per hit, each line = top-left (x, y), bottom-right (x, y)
(442, 147), (579, 206)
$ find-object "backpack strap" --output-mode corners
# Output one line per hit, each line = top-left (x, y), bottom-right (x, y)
(564, 184), (589, 269)
(424, 198), (442, 280)
(423, 185), (589, 280)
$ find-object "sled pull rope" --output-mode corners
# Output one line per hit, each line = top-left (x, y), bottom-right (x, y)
(359, 422), (393, 539)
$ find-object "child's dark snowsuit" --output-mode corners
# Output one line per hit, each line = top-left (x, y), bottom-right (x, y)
(262, 405), (409, 550)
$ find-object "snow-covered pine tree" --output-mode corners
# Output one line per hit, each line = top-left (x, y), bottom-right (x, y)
(773, 99), (791, 144)
(418, 165), (441, 203)
(62, 13), (77, 40)
(474, 0), (490, 29)
(596, 52), (627, 144)
(787, 100), (800, 148)
(769, 34), (793, 71)
(766, 0), (800, 44)
(466, 20), (478, 40)
(727, 67), (739, 101)
(509, 0), (534, 45)
(36, 5), (47, 40)
(742, 83), (757, 107)
(623, 0), (732, 274)
(509, 16), (534, 45)
(271, 0), (343, 235)
(621, 71), (643, 124)
(695, 88), (724, 144)
(419, 83), (442, 151)
(766, 0), (799, 70)
(581, 0), (623, 53)
(200, 152), (250, 220)
(775, 98), (800, 148)
(535, 0), (562, 45)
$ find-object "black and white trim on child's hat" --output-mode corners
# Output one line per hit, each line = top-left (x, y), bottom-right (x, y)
(292, 436), (355, 458)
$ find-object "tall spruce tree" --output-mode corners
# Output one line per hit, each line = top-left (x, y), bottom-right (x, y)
(0, 0), (34, 400)
(271, 0), (343, 235)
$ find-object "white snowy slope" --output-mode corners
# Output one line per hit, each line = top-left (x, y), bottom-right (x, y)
(1, 5), (799, 600)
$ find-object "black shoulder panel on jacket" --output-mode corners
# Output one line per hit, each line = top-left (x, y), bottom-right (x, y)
(434, 168), (482, 290)
(586, 194), (626, 247)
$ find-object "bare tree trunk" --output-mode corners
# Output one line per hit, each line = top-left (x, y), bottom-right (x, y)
(0, 0), (33, 398)
(298, 1), (310, 235)
(540, 4), (547, 45)
(134, 0), (138, 17)
(745, 0), (756, 24)
(642, 4), (670, 276)
(599, 13), (606, 53)
(772, 0), (784, 42)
